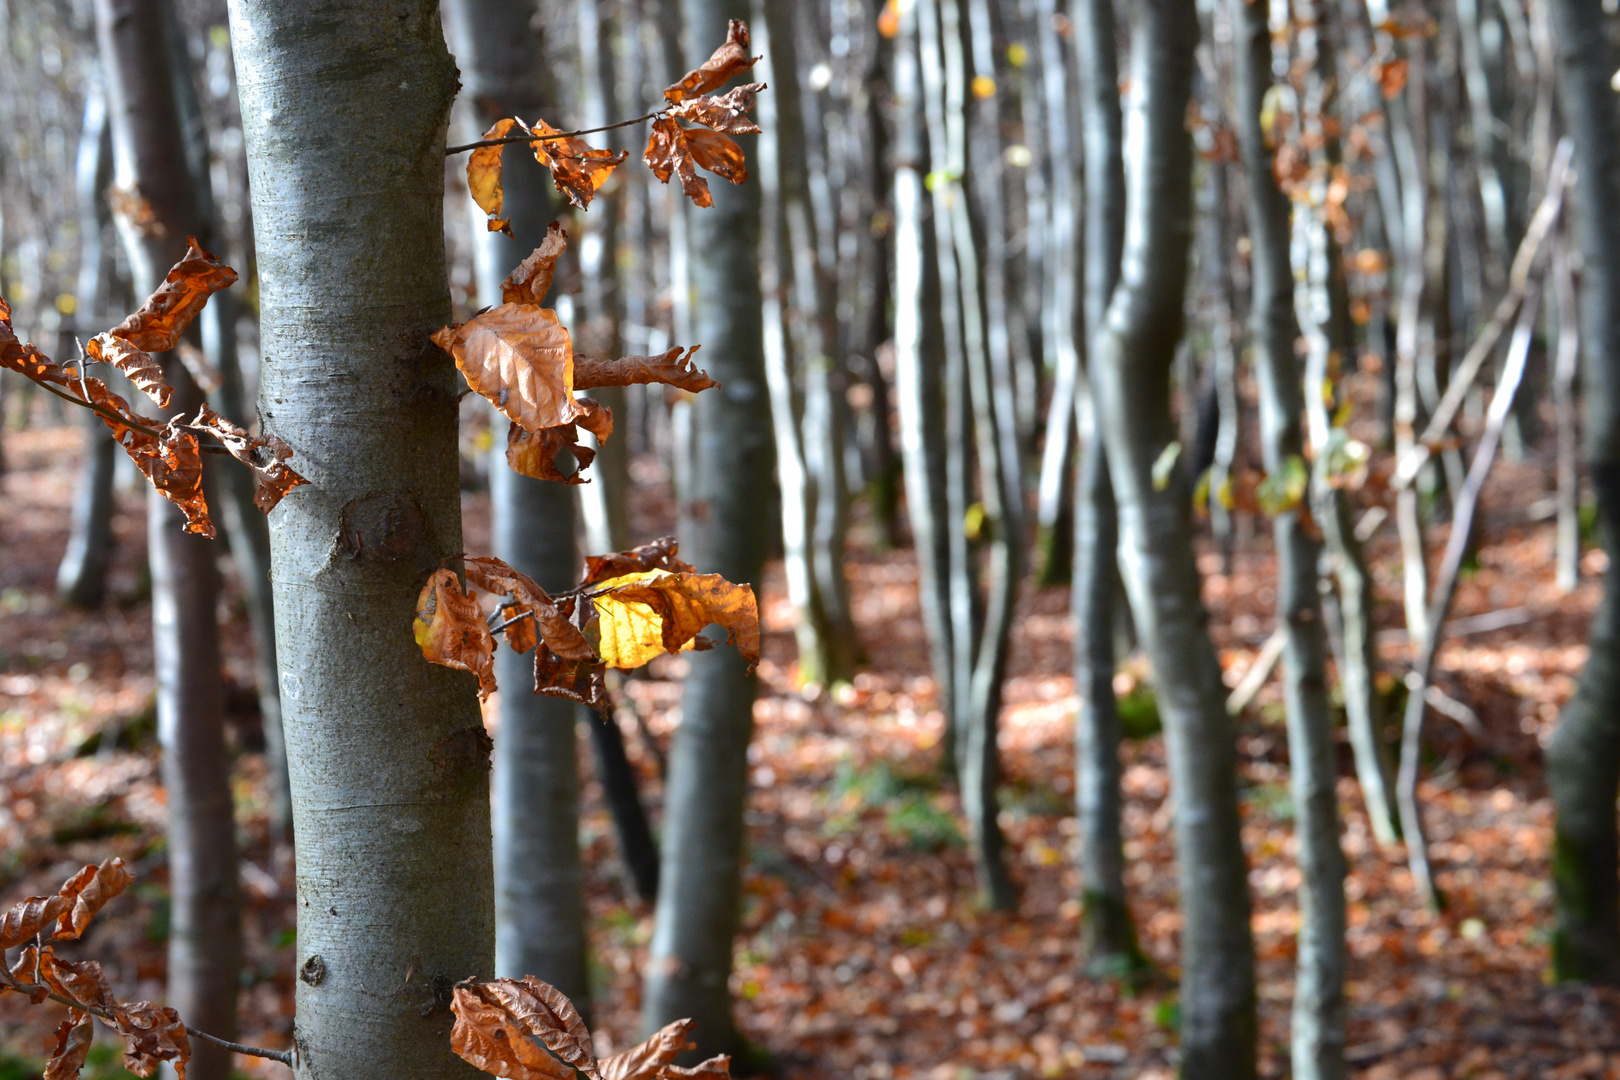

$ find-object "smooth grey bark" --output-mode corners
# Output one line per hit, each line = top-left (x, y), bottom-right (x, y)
(641, 0), (773, 1054)
(1068, 0), (1143, 976)
(1087, 0), (1256, 1072)
(97, 5), (241, 1079)
(58, 75), (119, 611)
(891, 0), (960, 762)
(228, 5), (493, 1080)
(1546, 0), (1620, 985)
(444, 0), (590, 1008)
(917, 0), (1017, 912)
(1229, 0), (1345, 1073)
(757, 0), (861, 689)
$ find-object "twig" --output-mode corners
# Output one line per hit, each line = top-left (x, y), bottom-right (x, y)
(1392, 137), (1573, 490)
(29, 375), (231, 454)
(1395, 278), (1543, 910)
(184, 1025), (293, 1066)
(445, 111), (662, 155)
(1225, 627), (1288, 716)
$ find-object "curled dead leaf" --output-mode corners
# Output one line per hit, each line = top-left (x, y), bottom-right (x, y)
(663, 20), (757, 103)
(182, 405), (308, 513)
(533, 643), (606, 708)
(38, 950), (117, 1015)
(502, 223), (568, 306)
(666, 1058), (732, 1080)
(665, 84), (765, 136)
(415, 569), (497, 699)
(0, 895), (67, 950)
(0, 298), (70, 386)
(450, 976), (600, 1080)
(433, 305), (590, 436)
(500, 602), (539, 654)
(582, 536), (694, 586)
(463, 556), (594, 661)
(527, 117), (628, 212)
(53, 857), (134, 942)
(8, 946), (46, 1003)
(470, 118), (519, 236)
(86, 238), (238, 408)
(643, 118), (749, 209)
(591, 570), (760, 670)
(574, 346), (716, 395)
(599, 1019), (692, 1080)
(507, 422), (596, 485)
(80, 380), (213, 536)
(112, 1001), (190, 1080)
(43, 1011), (93, 1080)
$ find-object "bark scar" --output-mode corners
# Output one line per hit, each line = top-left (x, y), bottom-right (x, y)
(337, 489), (429, 563)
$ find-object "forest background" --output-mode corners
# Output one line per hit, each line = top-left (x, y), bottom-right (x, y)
(0, 0), (1618, 1078)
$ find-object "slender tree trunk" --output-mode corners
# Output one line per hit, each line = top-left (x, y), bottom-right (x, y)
(58, 73), (119, 610)
(229, 6), (493, 1080)
(1069, 0), (1142, 975)
(1230, 0), (1345, 1073)
(588, 700), (661, 903)
(98, 5), (240, 1079)
(642, 0), (773, 1053)
(1547, 0), (1620, 985)
(444, 0), (591, 1007)
(1088, 0), (1256, 1071)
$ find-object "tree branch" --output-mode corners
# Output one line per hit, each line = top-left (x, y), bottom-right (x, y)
(445, 111), (663, 155)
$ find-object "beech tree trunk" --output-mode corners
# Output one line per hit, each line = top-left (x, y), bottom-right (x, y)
(1230, 0), (1346, 1072)
(1087, 0), (1256, 1072)
(228, 5), (494, 1080)
(1069, 0), (1143, 976)
(1547, 0), (1620, 985)
(444, 0), (591, 1008)
(642, 0), (773, 1053)
(97, 5), (240, 1079)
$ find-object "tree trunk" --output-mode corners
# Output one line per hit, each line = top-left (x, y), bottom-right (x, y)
(1087, 0), (1256, 1072)
(1069, 0), (1143, 975)
(97, 5), (241, 1079)
(641, 0), (773, 1054)
(228, 5), (494, 1080)
(443, 0), (591, 1007)
(58, 73), (119, 611)
(1547, 0), (1620, 985)
(1230, 0), (1346, 1073)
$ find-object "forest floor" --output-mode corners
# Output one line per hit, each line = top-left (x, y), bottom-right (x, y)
(1, 411), (1619, 1080)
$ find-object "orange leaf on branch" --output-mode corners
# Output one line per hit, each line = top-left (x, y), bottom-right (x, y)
(665, 83), (765, 136)
(112, 1001), (191, 1080)
(470, 118), (519, 235)
(0, 896), (67, 950)
(0, 299), (70, 386)
(414, 569), (497, 699)
(643, 118), (749, 209)
(644, 22), (761, 208)
(527, 117), (629, 212)
(450, 976), (600, 1080)
(435, 303), (591, 435)
(52, 856), (134, 942)
(84, 237), (238, 409)
(37, 951), (118, 1015)
(43, 1012), (93, 1080)
(581, 536), (693, 586)
(590, 569), (760, 671)
(462, 555), (595, 661)
(507, 422), (595, 485)
(598, 1019), (693, 1080)
(502, 222), (568, 306)
(574, 346), (717, 395)
(663, 19), (758, 103)
(182, 405), (308, 513)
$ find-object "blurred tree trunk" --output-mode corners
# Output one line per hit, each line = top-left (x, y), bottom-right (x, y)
(1087, 0), (1256, 1072)
(641, 0), (774, 1054)
(228, 6), (494, 1080)
(443, 0), (591, 1008)
(758, 0), (860, 690)
(1230, 0), (1346, 1073)
(57, 73), (118, 610)
(96, 3), (240, 1079)
(1070, 0), (1143, 976)
(1547, 0), (1620, 985)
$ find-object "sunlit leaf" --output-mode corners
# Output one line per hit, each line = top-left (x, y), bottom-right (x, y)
(182, 405), (308, 513)
(433, 304), (590, 436)
(415, 569), (497, 700)
(0, 299), (72, 386)
(1256, 454), (1310, 515)
(81, 379), (213, 536)
(463, 556), (595, 661)
(574, 346), (716, 394)
(665, 84), (764, 136)
(527, 118), (628, 212)
(507, 422), (595, 485)
(470, 118), (519, 236)
(663, 19), (758, 103)
(1150, 441), (1181, 493)
(501, 223), (568, 307)
(591, 569), (760, 670)
(582, 536), (694, 586)
(643, 118), (748, 209)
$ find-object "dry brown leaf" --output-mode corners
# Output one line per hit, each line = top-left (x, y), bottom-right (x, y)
(470, 118), (519, 236)
(415, 569), (497, 699)
(643, 118), (748, 208)
(507, 422), (596, 485)
(38, 951), (116, 1014)
(599, 1019), (693, 1080)
(0, 895), (67, 950)
(86, 238), (237, 408)
(0, 298), (71, 386)
(574, 346), (716, 394)
(502, 223), (569, 307)
(500, 603), (539, 654)
(582, 536), (694, 586)
(463, 556), (595, 661)
(663, 20), (757, 103)
(79, 381), (214, 536)
(106, 185), (163, 237)
(666, 84), (765, 136)
(528, 117), (628, 211)
(113, 1002), (191, 1080)
(53, 857), (133, 942)
(43, 1012), (93, 1080)
(575, 397), (613, 442)
(8, 946), (46, 1003)
(592, 570), (760, 669)
(666, 1058), (732, 1080)
(533, 643), (605, 708)
(182, 404), (308, 513)
(433, 304), (590, 436)
(450, 977), (599, 1080)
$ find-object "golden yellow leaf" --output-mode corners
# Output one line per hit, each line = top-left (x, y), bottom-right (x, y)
(592, 569), (760, 669)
